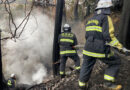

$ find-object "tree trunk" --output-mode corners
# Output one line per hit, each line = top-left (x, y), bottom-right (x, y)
(74, 0), (79, 21)
(84, 4), (90, 19)
(63, 0), (67, 22)
(119, 0), (130, 49)
(52, 0), (56, 18)
(0, 30), (4, 89)
(52, 0), (64, 77)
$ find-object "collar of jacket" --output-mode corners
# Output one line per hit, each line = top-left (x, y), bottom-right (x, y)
(95, 8), (111, 15)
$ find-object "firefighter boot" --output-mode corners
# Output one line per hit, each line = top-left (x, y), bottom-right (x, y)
(79, 82), (88, 90)
(79, 84), (88, 90)
(103, 81), (122, 90)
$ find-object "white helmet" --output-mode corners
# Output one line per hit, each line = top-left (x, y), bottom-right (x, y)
(10, 74), (15, 78)
(96, 0), (113, 9)
(64, 24), (70, 28)
(63, 24), (71, 32)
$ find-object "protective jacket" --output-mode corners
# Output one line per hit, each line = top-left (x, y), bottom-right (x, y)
(83, 8), (122, 58)
(58, 31), (78, 56)
(7, 78), (16, 88)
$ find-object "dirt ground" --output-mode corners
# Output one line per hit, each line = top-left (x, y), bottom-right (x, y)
(27, 51), (130, 90)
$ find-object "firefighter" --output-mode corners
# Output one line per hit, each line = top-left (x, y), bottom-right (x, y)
(58, 24), (80, 78)
(7, 74), (16, 89)
(78, 0), (128, 89)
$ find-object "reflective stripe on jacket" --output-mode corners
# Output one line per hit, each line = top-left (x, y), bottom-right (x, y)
(83, 11), (122, 58)
(7, 78), (16, 88)
(58, 32), (77, 56)
(60, 39), (74, 43)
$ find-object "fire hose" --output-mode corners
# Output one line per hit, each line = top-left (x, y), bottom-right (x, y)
(105, 43), (130, 53)
(74, 44), (130, 59)
(53, 44), (130, 73)
(75, 44), (130, 55)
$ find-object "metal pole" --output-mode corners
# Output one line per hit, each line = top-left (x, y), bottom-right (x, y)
(52, 0), (64, 77)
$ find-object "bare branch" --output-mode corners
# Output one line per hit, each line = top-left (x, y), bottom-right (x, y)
(4, 0), (17, 30)
(17, 1), (34, 38)
(24, 0), (28, 16)
(3, 0), (34, 40)
(0, 37), (12, 40)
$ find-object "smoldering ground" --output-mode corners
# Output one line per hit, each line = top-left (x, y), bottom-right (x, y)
(2, 9), (54, 85)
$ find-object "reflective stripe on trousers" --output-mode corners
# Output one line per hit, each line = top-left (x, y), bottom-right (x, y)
(60, 50), (76, 55)
(60, 71), (65, 75)
(75, 66), (81, 70)
(104, 74), (115, 82)
(79, 80), (87, 87)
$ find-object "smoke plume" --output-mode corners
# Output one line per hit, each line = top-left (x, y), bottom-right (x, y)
(3, 10), (54, 85)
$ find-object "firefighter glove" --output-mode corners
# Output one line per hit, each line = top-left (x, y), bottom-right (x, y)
(121, 47), (130, 56)
(122, 47), (128, 53)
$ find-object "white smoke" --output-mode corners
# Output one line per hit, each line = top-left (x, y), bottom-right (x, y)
(3, 10), (54, 85)
(32, 65), (47, 84)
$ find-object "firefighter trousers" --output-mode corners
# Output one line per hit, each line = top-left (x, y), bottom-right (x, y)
(60, 54), (80, 75)
(79, 54), (121, 83)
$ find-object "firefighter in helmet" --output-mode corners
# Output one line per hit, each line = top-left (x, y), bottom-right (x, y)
(58, 24), (80, 78)
(78, 0), (128, 89)
(7, 74), (16, 89)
